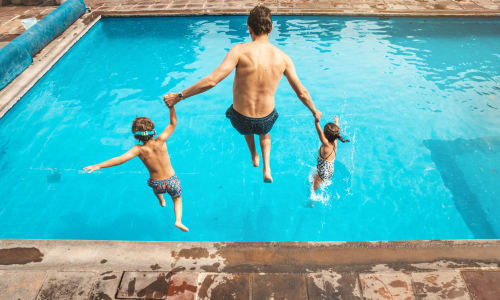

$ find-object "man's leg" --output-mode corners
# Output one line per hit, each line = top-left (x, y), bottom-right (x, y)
(244, 134), (260, 167)
(259, 133), (272, 182)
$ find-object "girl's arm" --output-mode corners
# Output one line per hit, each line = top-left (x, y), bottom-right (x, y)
(84, 146), (140, 173)
(315, 120), (329, 146)
(157, 106), (177, 142)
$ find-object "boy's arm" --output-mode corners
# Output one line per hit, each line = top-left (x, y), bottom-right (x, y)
(315, 120), (329, 146)
(163, 45), (241, 106)
(84, 146), (140, 173)
(157, 106), (177, 142)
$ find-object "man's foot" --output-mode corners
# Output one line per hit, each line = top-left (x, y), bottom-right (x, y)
(252, 152), (260, 167)
(175, 222), (189, 232)
(263, 168), (273, 183)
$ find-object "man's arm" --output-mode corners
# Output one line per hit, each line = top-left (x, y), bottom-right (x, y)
(157, 106), (177, 142)
(84, 146), (140, 173)
(164, 45), (241, 106)
(283, 54), (322, 122)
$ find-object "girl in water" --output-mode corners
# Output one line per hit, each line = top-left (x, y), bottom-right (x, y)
(313, 115), (349, 192)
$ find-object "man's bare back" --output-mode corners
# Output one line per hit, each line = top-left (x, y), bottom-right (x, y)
(232, 40), (286, 118)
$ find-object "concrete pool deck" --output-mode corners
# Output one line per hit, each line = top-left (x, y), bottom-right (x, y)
(1, 239), (500, 299)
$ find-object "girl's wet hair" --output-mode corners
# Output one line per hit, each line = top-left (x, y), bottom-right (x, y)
(324, 123), (350, 144)
(132, 117), (155, 143)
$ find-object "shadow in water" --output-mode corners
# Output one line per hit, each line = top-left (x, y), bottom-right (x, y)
(331, 161), (352, 200)
(423, 136), (500, 238)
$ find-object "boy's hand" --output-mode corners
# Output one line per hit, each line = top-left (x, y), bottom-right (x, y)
(84, 165), (101, 173)
(163, 93), (181, 107)
(334, 115), (338, 123)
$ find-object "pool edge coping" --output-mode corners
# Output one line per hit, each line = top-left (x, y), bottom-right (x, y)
(1, 239), (500, 273)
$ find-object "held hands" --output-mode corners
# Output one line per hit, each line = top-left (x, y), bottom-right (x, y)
(83, 165), (101, 173)
(313, 109), (322, 122)
(163, 93), (181, 108)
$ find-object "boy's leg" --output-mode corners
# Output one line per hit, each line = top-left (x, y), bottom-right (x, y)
(259, 133), (272, 183)
(153, 192), (166, 207)
(172, 196), (189, 232)
(313, 173), (323, 192)
(244, 134), (260, 167)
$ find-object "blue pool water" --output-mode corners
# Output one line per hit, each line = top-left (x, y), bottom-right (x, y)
(0, 16), (499, 241)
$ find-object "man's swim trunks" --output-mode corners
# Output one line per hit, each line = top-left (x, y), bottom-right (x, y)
(148, 175), (181, 198)
(226, 105), (278, 135)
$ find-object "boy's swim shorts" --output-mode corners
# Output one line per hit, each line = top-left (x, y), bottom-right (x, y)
(148, 175), (181, 198)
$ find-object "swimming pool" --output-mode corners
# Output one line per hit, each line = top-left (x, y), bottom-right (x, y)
(0, 16), (499, 241)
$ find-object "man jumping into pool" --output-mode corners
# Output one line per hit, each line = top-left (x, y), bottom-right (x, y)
(163, 5), (321, 183)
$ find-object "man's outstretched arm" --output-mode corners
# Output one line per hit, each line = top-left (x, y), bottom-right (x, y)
(164, 45), (241, 106)
(283, 54), (322, 122)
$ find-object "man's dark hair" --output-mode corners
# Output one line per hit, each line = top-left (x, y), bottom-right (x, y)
(132, 117), (155, 143)
(247, 5), (272, 36)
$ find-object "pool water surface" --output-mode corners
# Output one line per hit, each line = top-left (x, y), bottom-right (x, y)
(0, 16), (499, 241)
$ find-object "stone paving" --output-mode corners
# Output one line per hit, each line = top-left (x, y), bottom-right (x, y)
(1, 240), (500, 299)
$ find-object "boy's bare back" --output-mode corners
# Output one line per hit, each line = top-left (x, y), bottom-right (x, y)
(136, 139), (175, 180)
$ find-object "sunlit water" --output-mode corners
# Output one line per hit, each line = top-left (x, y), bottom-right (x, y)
(0, 16), (499, 241)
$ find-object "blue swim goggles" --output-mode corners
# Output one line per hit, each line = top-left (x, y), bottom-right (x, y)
(133, 130), (155, 136)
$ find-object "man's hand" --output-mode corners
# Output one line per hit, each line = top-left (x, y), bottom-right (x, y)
(163, 93), (181, 108)
(313, 110), (322, 122)
(83, 165), (101, 173)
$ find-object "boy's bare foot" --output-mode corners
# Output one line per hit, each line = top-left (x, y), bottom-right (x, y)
(252, 152), (260, 167)
(159, 198), (166, 207)
(175, 222), (189, 232)
(263, 168), (273, 183)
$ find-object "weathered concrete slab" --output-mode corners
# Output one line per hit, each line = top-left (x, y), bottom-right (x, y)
(89, 271), (123, 300)
(117, 271), (170, 299)
(359, 272), (415, 300)
(0, 270), (46, 300)
(412, 271), (469, 299)
(461, 270), (500, 300)
(36, 271), (96, 300)
(167, 272), (198, 300)
(305, 271), (362, 300)
(252, 273), (306, 300)
(197, 273), (249, 300)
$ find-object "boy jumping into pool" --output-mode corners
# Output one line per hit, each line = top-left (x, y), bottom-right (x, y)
(83, 105), (189, 232)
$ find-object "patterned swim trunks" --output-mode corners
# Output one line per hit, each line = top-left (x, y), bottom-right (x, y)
(226, 105), (278, 136)
(148, 175), (182, 198)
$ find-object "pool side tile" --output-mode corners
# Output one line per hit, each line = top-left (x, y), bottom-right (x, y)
(89, 271), (123, 300)
(411, 271), (469, 299)
(166, 272), (198, 300)
(461, 270), (500, 300)
(0, 270), (46, 300)
(35, 271), (97, 300)
(359, 272), (415, 300)
(305, 272), (362, 299)
(251, 273), (306, 300)
(116, 271), (170, 299)
(197, 273), (249, 300)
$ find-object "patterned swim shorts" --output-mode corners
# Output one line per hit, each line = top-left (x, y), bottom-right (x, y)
(147, 175), (182, 198)
(226, 105), (278, 136)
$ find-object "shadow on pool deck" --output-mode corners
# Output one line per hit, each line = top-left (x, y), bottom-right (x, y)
(423, 136), (500, 239)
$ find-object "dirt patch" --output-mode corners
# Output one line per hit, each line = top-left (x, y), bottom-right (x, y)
(0, 247), (43, 265)
(173, 247), (209, 259)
